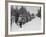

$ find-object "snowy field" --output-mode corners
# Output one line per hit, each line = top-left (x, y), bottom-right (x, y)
(11, 16), (41, 32)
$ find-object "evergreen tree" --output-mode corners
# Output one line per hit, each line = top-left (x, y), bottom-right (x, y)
(14, 7), (19, 23)
(37, 7), (41, 18)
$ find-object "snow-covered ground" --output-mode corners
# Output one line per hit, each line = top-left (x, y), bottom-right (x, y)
(11, 16), (41, 32)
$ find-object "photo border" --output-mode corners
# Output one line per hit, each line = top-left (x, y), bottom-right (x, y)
(5, 1), (45, 36)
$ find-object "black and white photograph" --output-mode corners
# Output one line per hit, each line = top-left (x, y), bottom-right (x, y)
(8, 2), (44, 35)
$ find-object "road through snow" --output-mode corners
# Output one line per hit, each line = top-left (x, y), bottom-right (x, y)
(11, 16), (41, 32)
